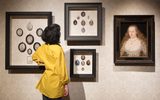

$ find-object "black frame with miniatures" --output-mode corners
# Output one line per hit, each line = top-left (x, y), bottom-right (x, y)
(5, 12), (52, 70)
(70, 49), (96, 80)
(114, 15), (155, 66)
(65, 3), (102, 45)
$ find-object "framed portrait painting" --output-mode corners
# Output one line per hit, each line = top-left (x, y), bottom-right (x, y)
(65, 3), (102, 45)
(114, 15), (155, 66)
(5, 12), (52, 69)
(70, 49), (96, 80)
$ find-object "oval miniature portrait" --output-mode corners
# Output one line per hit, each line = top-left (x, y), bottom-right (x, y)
(86, 60), (91, 66)
(77, 16), (80, 20)
(81, 67), (85, 71)
(33, 42), (41, 51)
(18, 42), (26, 52)
(26, 34), (34, 45)
(89, 20), (94, 26)
(27, 48), (32, 55)
(81, 11), (86, 17)
(81, 55), (85, 60)
(81, 61), (85, 66)
(36, 28), (43, 37)
(73, 20), (78, 25)
(88, 16), (90, 19)
(26, 22), (33, 31)
(81, 20), (86, 26)
(81, 28), (85, 33)
(75, 60), (80, 66)
(16, 28), (23, 36)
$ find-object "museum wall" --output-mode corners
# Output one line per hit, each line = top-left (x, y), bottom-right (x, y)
(0, 0), (160, 100)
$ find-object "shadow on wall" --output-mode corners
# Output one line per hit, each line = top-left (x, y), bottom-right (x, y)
(102, 7), (106, 46)
(113, 66), (155, 72)
(64, 82), (86, 100)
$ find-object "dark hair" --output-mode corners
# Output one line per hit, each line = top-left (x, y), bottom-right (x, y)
(41, 24), (61, 44)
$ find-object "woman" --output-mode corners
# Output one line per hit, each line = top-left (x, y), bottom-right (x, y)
(32, 24), (69, 100)
(120, 25), (147, 57)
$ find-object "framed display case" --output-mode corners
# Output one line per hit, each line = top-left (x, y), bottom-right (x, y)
(114, 15), (155, 66)
(5, 12), (52, 69)
(70, 49), (96, 79)
(65, 3), (102, 45)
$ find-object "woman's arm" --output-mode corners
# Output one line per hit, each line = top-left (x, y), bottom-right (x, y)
(32, 47), (44, 65)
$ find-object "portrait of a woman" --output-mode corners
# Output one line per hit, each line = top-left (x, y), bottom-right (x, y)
(120, 24), (148, 57)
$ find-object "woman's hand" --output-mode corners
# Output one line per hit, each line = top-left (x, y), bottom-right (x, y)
(64, 84), (69, 96)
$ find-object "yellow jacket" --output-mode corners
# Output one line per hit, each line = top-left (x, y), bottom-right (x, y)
(32, 44), (69, 98)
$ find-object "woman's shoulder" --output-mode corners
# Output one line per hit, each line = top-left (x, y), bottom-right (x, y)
(40, 44), (62, 51)
(50, 44), (64, 57)
(49, 44), (63, 52)
(51, 44), (62, 49)
(41, 44), (63, 56)
(42, 43), (61, 48)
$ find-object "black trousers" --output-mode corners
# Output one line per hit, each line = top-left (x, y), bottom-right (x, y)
(42, 95), (63, 100)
